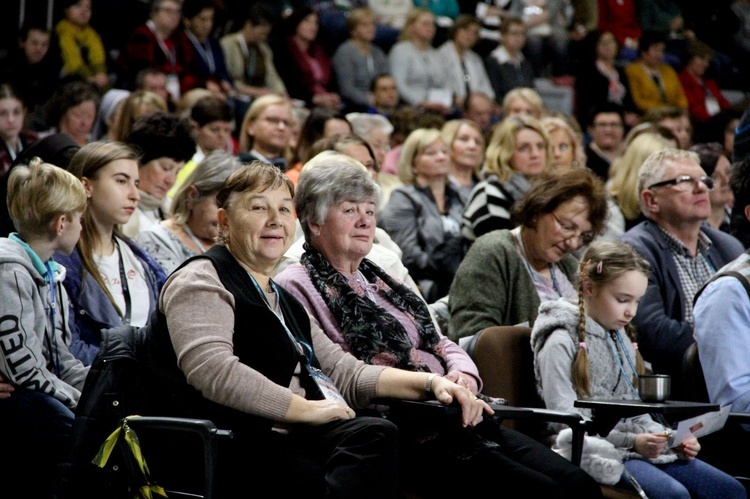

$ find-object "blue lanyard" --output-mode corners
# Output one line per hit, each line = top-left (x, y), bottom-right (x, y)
(44, 262), (61, 377)
(607, 330), (639, 397)
(247, 273), (313, 365)
(548, 263), (562, 297)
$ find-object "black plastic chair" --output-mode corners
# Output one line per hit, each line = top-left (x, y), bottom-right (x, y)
(112, 416), (234, 499)
(466, 325), (640, 499)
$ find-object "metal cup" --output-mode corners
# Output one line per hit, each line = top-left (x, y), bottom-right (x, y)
(638, 374), (671, 402)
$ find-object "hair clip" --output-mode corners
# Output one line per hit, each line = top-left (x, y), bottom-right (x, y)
(579, 341), (587, 350)
(596, 261), (603, 273)
(632, 342), (638, 350)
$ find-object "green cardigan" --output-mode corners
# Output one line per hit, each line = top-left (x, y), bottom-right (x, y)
(448, 229), (578, 341)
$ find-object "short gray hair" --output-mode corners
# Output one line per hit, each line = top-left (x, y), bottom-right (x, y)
(170, 150), (243, 224)
(296, 153), (381, 242)
(346, 112), (394, 139)
(637, 148), (701, 215)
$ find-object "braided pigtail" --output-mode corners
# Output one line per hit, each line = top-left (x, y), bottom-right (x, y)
(625, 323), (646, 377)
(572, 260), (591, 398)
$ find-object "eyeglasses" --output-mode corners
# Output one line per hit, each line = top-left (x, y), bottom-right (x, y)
(647, 175), (715, 192)
(550, 212), (595, 245)
(262, 116), (292, 128)
(593, 122), (623, 129)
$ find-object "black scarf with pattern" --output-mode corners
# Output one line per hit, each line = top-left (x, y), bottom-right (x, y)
(300, 243), (444, 372)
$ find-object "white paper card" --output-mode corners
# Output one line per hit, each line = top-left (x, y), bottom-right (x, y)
(426, 88), (453, 108)
(671, 404), (731, 446)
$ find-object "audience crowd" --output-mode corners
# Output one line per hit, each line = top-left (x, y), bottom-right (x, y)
(2, 0), (750, 497)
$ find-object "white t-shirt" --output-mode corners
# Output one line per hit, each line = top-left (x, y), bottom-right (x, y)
(95, 238), (151, 327)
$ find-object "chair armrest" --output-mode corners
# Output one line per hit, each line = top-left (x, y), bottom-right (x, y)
(491, 407), (586, 466)
(729, 413), (750, 423)
(371, 400), (586, 466)
(122, 416), (233, 499)
(125, 416), (234, 440)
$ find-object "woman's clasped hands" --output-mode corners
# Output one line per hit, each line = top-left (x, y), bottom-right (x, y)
(429, 375), (494, 428)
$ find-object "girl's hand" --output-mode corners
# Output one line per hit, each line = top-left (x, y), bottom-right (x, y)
(443, 371), (479, 394)
(633, 433), (669, 458)
(675, 437), (701, 460)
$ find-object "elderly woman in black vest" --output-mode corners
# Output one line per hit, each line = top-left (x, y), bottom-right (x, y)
(146, 160), (491, 497)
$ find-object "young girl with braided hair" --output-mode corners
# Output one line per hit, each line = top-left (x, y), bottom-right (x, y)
(530, 240), (746, 499)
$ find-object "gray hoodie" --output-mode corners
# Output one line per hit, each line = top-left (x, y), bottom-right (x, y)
(530, 297), (676, 463)
(0, 237), (88, 408)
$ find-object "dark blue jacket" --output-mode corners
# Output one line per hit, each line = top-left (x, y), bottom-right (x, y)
(620, 220), (743, 394)
(54, 239), (166, 366)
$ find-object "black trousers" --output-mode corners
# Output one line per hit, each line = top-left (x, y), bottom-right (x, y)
(397, 415), (604, 498)
(0, 388), (75, 499)
(223, 416), (400, 499)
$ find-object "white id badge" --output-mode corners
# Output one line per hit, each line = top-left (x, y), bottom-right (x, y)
(307, 365), (347, 405)
(166, 74), (181, 101)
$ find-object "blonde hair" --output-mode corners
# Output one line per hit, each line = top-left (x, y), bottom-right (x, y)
(238, 94), (291, 153)
(441, 119), (485, 178)
(177, 88), (215, 117)
(572, 241), (650, 397)
(346, 6), (376, 34)
(114, 90), (168, 142)
(607, 132), (673, 220)
(501, 87), (545, 119)
(483, 115), (550, 182)
(170, 150), (243, 225)
(399, 7), (433, 41)
(397, 128), (443, 185)
(540, 115), (586, 168)
(7, 157), (87, 237)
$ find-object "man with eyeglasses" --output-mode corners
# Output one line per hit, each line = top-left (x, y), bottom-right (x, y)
(620, 148), (743, 399)
(584, 104), (626, 182)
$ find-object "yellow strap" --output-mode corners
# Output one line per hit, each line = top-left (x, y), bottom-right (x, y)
(92, 425), (123, 468)
(91, 416), (168, 498)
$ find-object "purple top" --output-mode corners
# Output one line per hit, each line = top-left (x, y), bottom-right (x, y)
(275, 263), (482, 391)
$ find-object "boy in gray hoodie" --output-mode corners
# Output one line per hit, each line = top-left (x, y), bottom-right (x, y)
(0, 157), (89, 496)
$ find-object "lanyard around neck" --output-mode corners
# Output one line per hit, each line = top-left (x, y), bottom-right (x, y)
(113, 238), (132, 325)
(247, 272), (313, 365)
(147, 20), (177, 70)
(186, 30), (216, 73)
(607, 330), (639, 397)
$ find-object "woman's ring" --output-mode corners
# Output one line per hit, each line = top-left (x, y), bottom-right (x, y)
(345, 407), (351, 416)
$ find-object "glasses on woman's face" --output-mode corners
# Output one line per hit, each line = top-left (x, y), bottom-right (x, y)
(647, 175), (715, 192)
(550, 212), (594, 245)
